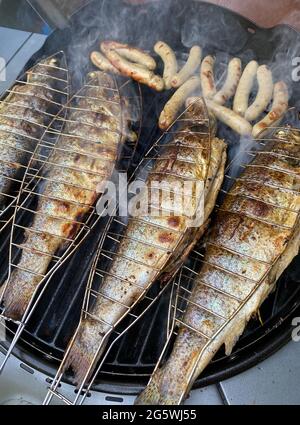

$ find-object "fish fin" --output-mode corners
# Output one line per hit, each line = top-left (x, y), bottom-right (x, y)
(64, 319), (106, 387)
(160, 220), (210, 284)
(135, 364), (190, 405)
(136, 327), (209, 405)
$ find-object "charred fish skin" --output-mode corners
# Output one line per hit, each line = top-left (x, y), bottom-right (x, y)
(64, 102), (226, 386)
(2, 71), (124, 321)
(135, 129), (300, 405)
(0, 57), (61, 211)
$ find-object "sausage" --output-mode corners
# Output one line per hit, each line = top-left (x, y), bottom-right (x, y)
(252, 81), (289, 139)
(90, 51), (121, 75)
(213, 57), (242, 105)
(205, 99), (253, 137)
(200, 55), (217, 99)
(159, 76), (201, 130)
(154, 41), (178, 89)
(101, 41), (164, 91)
(244, 64), (273, 122)
(233, 60), (258, 116)
(185, 96), (202, 108)
(101, 40), (156, 70)
(171, 45), (202, 88)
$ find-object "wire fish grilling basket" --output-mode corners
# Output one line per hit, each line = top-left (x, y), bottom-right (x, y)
(0, 51), (69, 234)
(0, 71), (142, 374)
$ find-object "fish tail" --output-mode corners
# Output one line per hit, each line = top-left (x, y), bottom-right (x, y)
(64, 319), (106, 387)
(135, 328), (206, 405)
(2, 235), (55, 321)
(64, 335), (94, 387)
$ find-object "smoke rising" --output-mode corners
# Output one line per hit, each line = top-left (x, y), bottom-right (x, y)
(64, 0), (300, 180)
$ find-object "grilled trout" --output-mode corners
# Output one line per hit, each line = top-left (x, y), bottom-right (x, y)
(64, 101), (227, 385)
(0, 56), (63, 212)
(2, 71), (126, 321)
(136, 127), (300, 405)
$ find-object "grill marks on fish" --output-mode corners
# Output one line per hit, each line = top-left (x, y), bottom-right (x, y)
(2, 72), (124, 321)
(63, 104), (226, 386)
(212, 212), (291, 263)
(0, 57), (61, 210)
(135, 131), (300, 405)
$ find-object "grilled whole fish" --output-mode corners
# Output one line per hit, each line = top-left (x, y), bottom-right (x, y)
(135, 127), (300, 405)
(0, 56), (62, 211)
(2, 71), (126, 320)
(64, 101), (227, 386)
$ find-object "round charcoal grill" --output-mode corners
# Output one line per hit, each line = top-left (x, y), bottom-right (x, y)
(1, 0), (300, 398)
